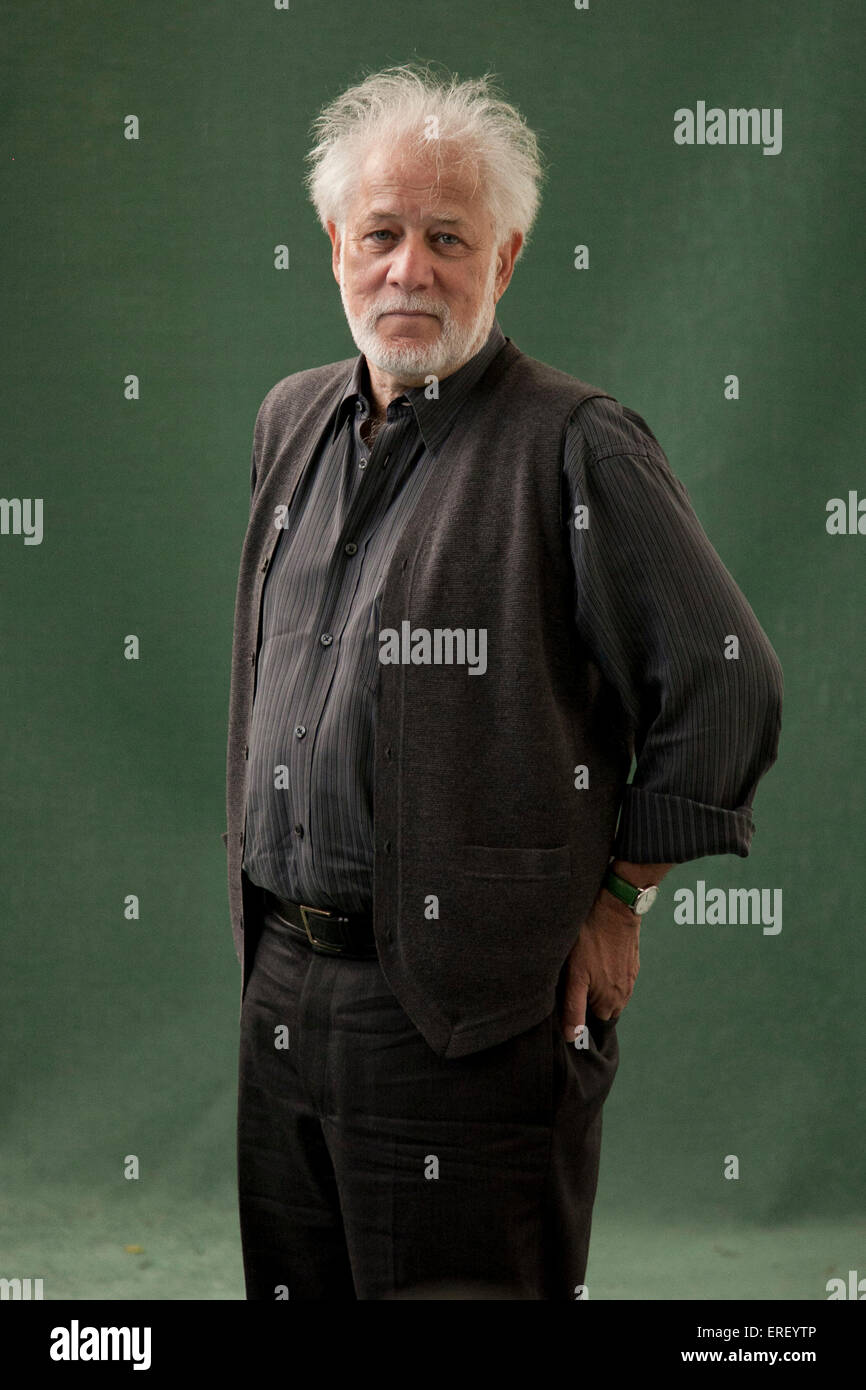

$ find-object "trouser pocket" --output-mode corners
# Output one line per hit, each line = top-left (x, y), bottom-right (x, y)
(552, 1003), (620, 1109)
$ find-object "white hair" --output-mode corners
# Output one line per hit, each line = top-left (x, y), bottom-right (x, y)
(304, 62), (545, 259)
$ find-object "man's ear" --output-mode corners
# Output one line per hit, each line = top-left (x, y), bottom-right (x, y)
(326, 220), (342, 287)
(494, 229), (523, 301)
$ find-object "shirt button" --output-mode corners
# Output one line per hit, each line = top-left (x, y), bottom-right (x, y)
(320, 633), (333, 645)
(344, 542), (357, 555)
(294, 824), (304, 837)
(359, 458), (368, 470)
(294, 725), (306, 738)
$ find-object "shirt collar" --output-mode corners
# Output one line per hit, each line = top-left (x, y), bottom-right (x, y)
(332, 317), (508, 455)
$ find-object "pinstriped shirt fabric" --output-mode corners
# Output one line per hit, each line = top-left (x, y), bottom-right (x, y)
(242, 318), (509, 914)
(563, 398), (782, 864)
(242, 315), (782, 915)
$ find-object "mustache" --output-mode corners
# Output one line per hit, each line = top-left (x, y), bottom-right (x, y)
(373, 305), (445, 320)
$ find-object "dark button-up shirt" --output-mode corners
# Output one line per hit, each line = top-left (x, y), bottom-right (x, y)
(242, 318), (508, 913)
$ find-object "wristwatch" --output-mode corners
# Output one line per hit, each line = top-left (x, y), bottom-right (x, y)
(602, 867), (659, 916)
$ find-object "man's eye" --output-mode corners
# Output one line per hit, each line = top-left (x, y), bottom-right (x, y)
(366, 230), (461, 246)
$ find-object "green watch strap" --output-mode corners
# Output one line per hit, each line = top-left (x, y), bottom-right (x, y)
(602, 868), (641, 908)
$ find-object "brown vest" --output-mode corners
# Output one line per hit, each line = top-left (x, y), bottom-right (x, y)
(225, 336), (629, 1057)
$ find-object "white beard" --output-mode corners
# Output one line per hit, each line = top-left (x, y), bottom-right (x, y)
(338, 246), (499, 382)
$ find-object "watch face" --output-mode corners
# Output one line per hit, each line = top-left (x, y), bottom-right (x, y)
(634, 885), (659, 915)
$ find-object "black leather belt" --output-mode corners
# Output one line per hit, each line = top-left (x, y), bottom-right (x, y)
(264, 890), (377, 958)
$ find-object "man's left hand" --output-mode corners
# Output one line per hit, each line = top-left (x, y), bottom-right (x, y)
(560, 888), (640, 1042)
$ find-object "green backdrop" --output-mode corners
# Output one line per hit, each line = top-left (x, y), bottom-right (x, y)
(1, 0), (863, 1300)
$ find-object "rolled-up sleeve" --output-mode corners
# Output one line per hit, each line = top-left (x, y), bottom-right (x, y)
(563, 400), (783, 862)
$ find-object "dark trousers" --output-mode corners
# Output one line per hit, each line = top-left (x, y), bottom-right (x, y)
(236, 904), (619, 1301)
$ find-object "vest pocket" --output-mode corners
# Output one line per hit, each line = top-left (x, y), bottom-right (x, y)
(460, 843), (570, 880)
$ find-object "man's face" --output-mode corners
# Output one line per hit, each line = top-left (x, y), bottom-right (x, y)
(327, 144), (522, 382)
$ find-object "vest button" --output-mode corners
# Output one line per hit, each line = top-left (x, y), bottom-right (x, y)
(344, 542), (358, 555)
(320, 633), (333, 645)
(294, 725), (306, 738)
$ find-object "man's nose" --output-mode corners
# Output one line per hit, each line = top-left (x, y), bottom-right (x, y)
(385, 235), (435, 292)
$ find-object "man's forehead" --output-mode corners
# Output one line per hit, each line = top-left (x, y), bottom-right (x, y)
(351, 147), (481, 220)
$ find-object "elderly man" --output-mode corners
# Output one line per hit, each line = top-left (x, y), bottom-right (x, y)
(224, 64), (783, 1300)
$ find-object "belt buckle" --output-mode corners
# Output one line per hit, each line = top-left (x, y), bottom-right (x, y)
(298, 902), (344, 952)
